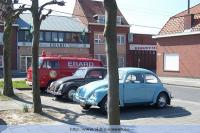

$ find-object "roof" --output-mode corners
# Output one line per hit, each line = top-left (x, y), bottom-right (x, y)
(158, 3), (200, 36)
(77, 0), (129, 25)
(118, 67), (154, 74)
(16, 13), (88, 32)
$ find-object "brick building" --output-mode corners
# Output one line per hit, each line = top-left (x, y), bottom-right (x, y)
(73, 0), (130, 67)
(127, 33), (156, 71)
(16, 14), (89, 72)
(154, 4), (200, 78)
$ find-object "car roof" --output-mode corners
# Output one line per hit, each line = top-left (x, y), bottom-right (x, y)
(118, 67), (154, 74)
(78, 67), (107, 70)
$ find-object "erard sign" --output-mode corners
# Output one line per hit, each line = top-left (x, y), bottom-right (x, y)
(67, 61), (94, 68)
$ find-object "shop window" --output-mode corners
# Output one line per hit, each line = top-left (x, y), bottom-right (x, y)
(58, 32), (64, 42)
(40, 31), (44, 41)
(118, 57), (125, 67)
(45, 32), (51, 42)
(72, 33), (81, 43)
(0, 56), (3, 68)
(20, 56), (32, 72)
(164, 53), (179, 71)
(95, 54), (107, 66)
(52, 32), (58, 42)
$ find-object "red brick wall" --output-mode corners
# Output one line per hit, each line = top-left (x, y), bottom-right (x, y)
(156, 34), (200, 78)
(88, 24), (130, 57)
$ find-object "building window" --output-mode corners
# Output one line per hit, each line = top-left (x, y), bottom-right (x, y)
(72, 33), (81, 43)
(40, 31), (44, 41)
(45, 32), (51, 42)
(52, 32), (58, 42)
(117, 35), (126, 45)
(164, 53), (179, 71)
(65, 33), (72, 42)
(118, 57), (125, 67)
(18, 30), (32, 42)
(97, 15), (105, 24)
(95, 54), (107, 66)
(58, 32), (64, 42)
(0, 32), (3, 45)
(0, 55), (3, 68)
(94, 33), (104, 44)
(117, 16), (122, 25)
(20, 56), (32, 72)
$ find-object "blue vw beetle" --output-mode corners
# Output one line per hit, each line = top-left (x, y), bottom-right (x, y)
(73, 67), (172, 112)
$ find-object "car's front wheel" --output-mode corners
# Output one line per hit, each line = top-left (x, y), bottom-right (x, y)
(156, 93), (168, 108)
(64, 87), (77, 101)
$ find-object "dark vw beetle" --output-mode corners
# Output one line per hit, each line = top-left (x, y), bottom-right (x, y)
(47, 67), (107, 101)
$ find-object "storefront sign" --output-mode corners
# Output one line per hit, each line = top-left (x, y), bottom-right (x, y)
(18, 42), (90, 48)
(0, 32), (3, 45)
(130, 44), (156, 51)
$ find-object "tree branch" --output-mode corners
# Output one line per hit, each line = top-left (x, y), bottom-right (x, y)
(12, 5), (32, 21)
(0, 0), (6, 5)
(39, 9), (52, 24)
(38, 0), (65, 16)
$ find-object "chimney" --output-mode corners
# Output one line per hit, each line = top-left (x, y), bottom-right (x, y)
(184, 14), (194, 30)
(184, 0), (193, 31)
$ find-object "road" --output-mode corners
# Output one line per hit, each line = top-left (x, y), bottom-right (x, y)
(165, 84), (200, 103)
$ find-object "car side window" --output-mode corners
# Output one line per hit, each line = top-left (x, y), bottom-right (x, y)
(86, 70), (103, 79)
(125, 73), (143, 84)
(145, 74), (158, 84)
(42, 60), (59, 69)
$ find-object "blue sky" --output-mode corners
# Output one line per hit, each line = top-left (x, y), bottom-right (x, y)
(17, 0), (200, 34)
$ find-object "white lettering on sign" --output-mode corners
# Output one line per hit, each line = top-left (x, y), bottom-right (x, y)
(67, 61), (94, 68)
(130, 44), (157, 51)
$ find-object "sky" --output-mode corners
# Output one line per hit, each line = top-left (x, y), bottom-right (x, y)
(16, 0), (200, 35)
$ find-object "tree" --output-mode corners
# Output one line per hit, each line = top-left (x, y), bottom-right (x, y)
(0, 0), (30, 97)
(30, 0), (64, 113)
(104, 0), (120, 125)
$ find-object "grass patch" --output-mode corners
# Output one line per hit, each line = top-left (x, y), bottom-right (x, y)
(0, 80), (31, 89)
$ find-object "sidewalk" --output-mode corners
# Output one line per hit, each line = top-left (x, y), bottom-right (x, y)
(159, 77), (200, 88)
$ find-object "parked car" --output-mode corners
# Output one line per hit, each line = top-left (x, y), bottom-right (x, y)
(74, 67), (172, 112)
(26, 51), (103, 90)
(47, 67), (107, 101)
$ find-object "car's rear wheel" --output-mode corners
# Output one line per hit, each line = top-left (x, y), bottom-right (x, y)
(64, 87), (77, 101)
(99, 97), (107, 114)
(156, 93), (167, 108)
(81, 104), (91, 110)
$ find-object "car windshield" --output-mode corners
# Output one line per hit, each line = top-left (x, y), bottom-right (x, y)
(104, 70), (125, 81)
(73, 69), (87, 78)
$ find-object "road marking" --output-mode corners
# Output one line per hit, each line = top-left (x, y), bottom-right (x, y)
(173, 99), (200, 106)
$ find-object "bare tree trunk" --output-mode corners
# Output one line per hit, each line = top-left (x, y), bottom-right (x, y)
(31, 0), (42, 113)
(3, 0), (14, 97)
(3, 20), (14, 96)
(104, 0), (120, 125)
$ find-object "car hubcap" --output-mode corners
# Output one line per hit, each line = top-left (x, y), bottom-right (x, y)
(68, 89), (76, 100)
(158, 96), (166, 107)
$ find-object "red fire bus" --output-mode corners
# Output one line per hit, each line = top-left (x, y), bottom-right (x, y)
(26, 52), (103, 89)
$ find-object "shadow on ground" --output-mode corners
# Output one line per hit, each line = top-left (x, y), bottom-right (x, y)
(83, 105), (191, 120)
(0, 118), (7, 132)
(10, 93), (82, 125)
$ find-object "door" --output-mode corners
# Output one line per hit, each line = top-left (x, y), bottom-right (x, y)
(20, 56), (32, 72)
(123, 73), (146, 104)
(144, 73), (159, 102)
